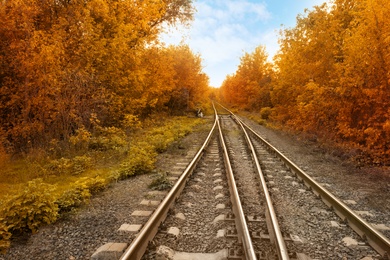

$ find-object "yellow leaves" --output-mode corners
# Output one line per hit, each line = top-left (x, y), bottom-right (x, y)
(88, 0), (110, 22)
(0, 178), (59, 242)
(0, 224), (11, 254)
(268, 0), (390, 163)
(0, 0), (200, 156)
(148, 98), (159, 108)
(122, 114), (141, 130)
(223, 0), (390, 163)
(69, 127), (91, 146)
(220, 44), (272, 110)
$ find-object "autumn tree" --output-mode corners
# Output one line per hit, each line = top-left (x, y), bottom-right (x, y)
(272, 0), (390, 162)
(271, 3), (340, 133)
(220, 46), (272, 110)
(333, 0), (390, 160)
(220, 74), (241, 106)
(123, 44), (209, 117)
(0, 0), (196, 153)
(165, 44), (209, 113)
(223, 0), (390, 163)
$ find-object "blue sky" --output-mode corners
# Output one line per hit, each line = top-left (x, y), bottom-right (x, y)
(160, 0), (328, 87)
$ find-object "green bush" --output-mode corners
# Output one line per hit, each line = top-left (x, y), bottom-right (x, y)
(0, 179), (58, 252)
(55, 176), (108, 213)
(119, 142), (156, 178)
(47, 155), (92, 175)
(89, 126), (127, 151)
(149, 172), (172, 191)
(0, 217), (11, 253)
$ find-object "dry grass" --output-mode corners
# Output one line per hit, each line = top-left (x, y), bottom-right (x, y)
(0, 116), (202, 203)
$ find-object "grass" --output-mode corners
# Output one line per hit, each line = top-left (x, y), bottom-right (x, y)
(0, 115), (204, 252)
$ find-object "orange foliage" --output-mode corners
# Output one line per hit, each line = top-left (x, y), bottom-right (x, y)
(220, 46), (272, 111)
(0, 0), (211, 154)
(220, 0), (390, 164)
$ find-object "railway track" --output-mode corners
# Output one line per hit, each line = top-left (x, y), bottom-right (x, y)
(91, 104), (390, 260)
(221, 105), (390, 259)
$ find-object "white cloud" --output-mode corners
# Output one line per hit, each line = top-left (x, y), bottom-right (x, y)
(225, 1), (271, 21)
(160, 1), (333, 87)
(160, 0), (275, 87)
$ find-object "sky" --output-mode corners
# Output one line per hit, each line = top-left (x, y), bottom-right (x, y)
(160, 0), (328, 88)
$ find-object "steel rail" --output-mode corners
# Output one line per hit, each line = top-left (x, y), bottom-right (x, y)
(241, 119), (390, 258)
(232, 115), (290, 260)
(217, 100), (390, 258)
(216, 108), (257, 259)
(216, 103), (290, 259)
(120, 111), (218, 260)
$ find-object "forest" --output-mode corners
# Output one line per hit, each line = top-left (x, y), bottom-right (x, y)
(220, 0), (390, 165)
(0, 0), (211, 155)
(0, 0), (213, 251)
(0, 0), (389, 252)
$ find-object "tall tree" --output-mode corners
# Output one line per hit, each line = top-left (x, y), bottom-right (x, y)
(222, 0), (390, 163)
(334, 0), (390, 158)
(0, 0), (195, 153)
(220, 45), (272, 110)
(166, 44), (209, 113)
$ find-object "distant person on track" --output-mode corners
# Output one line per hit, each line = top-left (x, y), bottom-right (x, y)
(196, 108), (203, 118)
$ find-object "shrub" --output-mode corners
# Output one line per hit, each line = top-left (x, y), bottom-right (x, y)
(46, 155), (92, 175)
(119, 142), (156, 178)
(71, 155), (93, 175)
(0, 179), (58, 250)
(149, 171), (172, 191)
(69, 127), (92, 151)
(55, 182), (91, 213)
(55, 176), (108, 213)
(122, 114), (141, 131)
(0, 223), (11, 254)
(147, 133), (174, 153)
(145, 118), (195, 153)
(46, 157), (73, 175)
(260, 107), (272, 120)
(0, 115), (204, 252)
(81, 176), (109, 194)
(89, 126), (127, 151)
(69, 125), (127, 153)
(0, 217), (11, 253)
